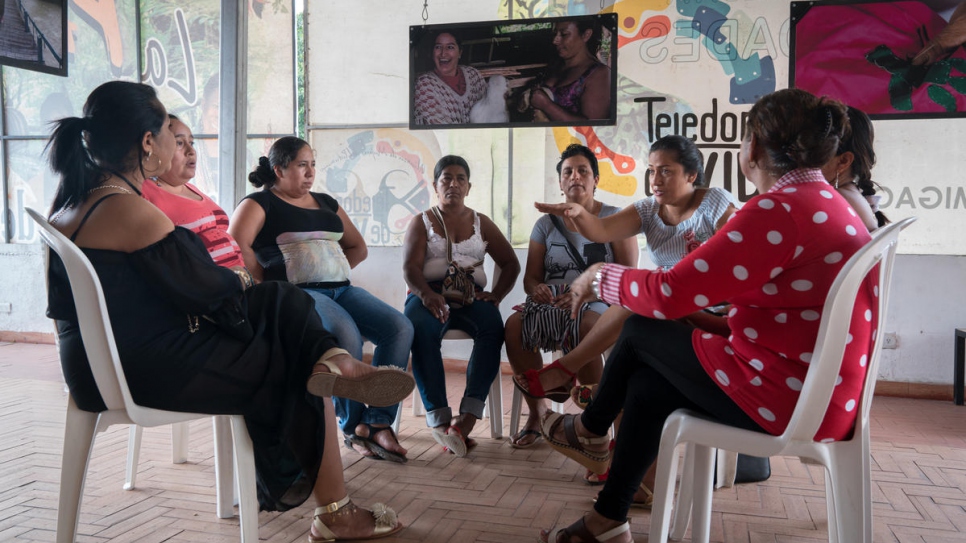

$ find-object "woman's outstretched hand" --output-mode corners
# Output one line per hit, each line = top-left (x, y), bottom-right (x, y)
(569, 263), (605, 319)
(535, 201), (586, 220)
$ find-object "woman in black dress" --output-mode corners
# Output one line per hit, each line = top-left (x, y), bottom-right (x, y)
(45, 81), (411, 541)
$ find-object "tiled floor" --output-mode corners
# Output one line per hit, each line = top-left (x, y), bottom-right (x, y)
(1, 341), (965, 542)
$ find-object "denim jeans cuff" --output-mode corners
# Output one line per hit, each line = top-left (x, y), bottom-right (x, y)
(361, 409), (398, 427)
(426, 406), (453, 428)
(459, 397), (486, 420)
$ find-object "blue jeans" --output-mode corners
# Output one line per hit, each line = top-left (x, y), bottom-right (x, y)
(304, 285), (413, 433)
(404, 293), (504, 427)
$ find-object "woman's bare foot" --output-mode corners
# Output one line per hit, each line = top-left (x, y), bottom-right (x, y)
(310, 500), (401, 541)
(537, 364), (573, 393)
(344, 433), (377, 458)
(357, 423), (408, 457)
(511, 410), (545, 447)
(451, 413), (477, 438)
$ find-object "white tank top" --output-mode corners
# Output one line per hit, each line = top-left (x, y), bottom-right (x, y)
(421, 210), (489, 287)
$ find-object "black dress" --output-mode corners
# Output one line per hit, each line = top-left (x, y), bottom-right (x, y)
(46, 223), (340, 512)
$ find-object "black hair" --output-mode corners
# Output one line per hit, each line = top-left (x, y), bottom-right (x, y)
(840, 106), (889, 226)
(745, 88), (848, 177)
(434, 31), (462, 50)
(568, 19), (602, 54)
(556, 143), (599, 178)
(46, 81), (167, 215)
(649, 135), (706, 187)
(249, 136), (310, 188)
(433, 155), (471, 184)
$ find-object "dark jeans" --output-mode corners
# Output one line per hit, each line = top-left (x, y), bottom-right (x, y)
(404, 293), (504, 427)
(582, 316), (766, 522)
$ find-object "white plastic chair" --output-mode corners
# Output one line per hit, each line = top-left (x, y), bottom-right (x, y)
(122, 420), (238, 521)
(650, 216), (915, 543)
(28, 208), (259, 543)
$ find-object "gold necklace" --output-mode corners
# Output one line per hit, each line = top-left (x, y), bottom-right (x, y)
(50, 185), (134, 223)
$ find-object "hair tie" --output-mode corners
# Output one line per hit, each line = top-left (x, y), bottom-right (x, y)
(823, 107), (833, 138)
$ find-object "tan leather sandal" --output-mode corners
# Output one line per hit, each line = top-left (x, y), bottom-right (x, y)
(307, 495), (403, 542)
(306, 349), (414, 407)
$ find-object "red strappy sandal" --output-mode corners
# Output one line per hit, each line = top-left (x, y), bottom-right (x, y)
(512, 360), (575, 403)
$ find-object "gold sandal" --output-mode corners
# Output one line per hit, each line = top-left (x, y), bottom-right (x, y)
(306, 349), (414, 407)
(307, 495), (403, 542)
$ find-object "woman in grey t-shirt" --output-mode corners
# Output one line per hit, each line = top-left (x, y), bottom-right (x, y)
(506, 144), (638, 448)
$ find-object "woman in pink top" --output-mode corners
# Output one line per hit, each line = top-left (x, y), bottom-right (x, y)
(141, 115), (247, 272)
(535, 89), (877, 543)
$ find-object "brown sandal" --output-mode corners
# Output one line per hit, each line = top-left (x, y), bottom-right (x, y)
(544, 516), (630, 543)
(307, 495), (403, 542)
(540, 412), (611, 474)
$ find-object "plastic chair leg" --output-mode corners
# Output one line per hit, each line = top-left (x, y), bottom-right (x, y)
(391, 402), (402, 434)
(56, 399), (99, 543)
(171, 421), (189, 464)
(212, 416), (235, 518)
(690, 444), (716, 543)
(715, 449), (738, 489)
(509, 385), (522, 437)
(230, 416), (259, 543)
(649, 441), (683, 543)
(487, 374), (503, 438)
(670, 443), (697, 541)
(412, 388), (426, 417)
(826, 444), (872, 543)
(123, 424), (143, 490)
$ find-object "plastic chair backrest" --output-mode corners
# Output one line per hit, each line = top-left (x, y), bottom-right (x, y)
(781, 216), (915, 445)
(27, 207), (138, 415)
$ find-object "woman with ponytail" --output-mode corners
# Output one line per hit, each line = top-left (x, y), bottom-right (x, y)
(821, 106), (890, 231)
(229, 137), (415, 463)
(45, 81), (410, 539)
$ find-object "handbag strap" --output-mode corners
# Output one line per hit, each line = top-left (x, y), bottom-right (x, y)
(430, 206), (454, 263)
(431, 206), (484, 269)
(549, 214), (588, 271)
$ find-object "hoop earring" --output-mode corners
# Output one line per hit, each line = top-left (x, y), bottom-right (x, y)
(143, 152), (162, 174)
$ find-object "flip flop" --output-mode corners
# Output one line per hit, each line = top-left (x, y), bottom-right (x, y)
(307, 360), (414, 407)
(432, 425), (475, 457)
(540, 412), (611, 475)
(344, 434), (382, 460)
(509, 429), (543, 449)
(361, 425), (408, 464)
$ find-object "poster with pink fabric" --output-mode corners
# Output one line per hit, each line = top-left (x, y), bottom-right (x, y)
(791, 0), (966, 119)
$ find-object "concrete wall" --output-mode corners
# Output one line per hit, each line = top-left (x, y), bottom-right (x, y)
(4, 243), (956, 387)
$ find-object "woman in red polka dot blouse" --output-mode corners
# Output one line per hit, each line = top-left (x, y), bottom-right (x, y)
(536, 88), (878, 543)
